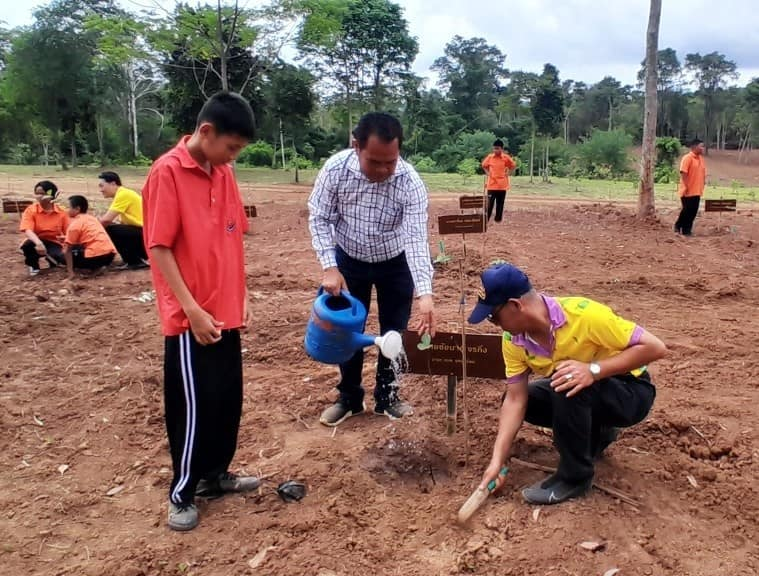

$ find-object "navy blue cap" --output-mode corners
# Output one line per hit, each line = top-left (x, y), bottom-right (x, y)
(468, 263), (532, 324)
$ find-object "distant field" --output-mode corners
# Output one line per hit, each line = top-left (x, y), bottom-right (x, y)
(1, 164), (757, 205)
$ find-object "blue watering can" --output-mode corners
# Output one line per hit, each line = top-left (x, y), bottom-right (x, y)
(304, 288), (403, 365)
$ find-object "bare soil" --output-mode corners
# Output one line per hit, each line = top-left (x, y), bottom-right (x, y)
(1, 188), (758, 576)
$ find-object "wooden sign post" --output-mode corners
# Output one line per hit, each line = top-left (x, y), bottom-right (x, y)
(402, 331), (506, 434)
(2, 198), (33, 217)
(704, 198), (737, 229)
(437, 211), (487, 442)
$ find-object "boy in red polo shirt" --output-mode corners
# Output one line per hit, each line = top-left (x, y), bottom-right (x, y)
(142, 92), (257, 531)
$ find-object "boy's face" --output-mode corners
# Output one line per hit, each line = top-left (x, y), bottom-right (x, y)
(493, 146), (503, 156)
(67, 204), (80, 218)
(198, 123), (248, 165)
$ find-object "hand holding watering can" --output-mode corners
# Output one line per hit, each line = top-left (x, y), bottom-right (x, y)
(320, 266), (436, 339)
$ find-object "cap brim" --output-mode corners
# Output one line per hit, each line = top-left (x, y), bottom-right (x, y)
(467, 301), (494, 324)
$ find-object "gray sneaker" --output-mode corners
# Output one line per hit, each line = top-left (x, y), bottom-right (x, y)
(319, 401), (366, 427)
(168, 502), (199, 531)
(374, 400), (414, 420)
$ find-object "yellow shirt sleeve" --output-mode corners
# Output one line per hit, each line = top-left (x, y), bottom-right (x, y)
(109, 189), (132, 216)
(502, 332), (530, 380)
(584, 301), (637, 351)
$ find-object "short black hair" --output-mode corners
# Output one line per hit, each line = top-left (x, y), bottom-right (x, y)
(197, 92), (256, 140)
(352, 112), (403, 150)
(34, 180), (58, 197)
(69, 195), (89, 213)
(493, 139), (504, 148)
(98, 171), (122, 186)
(689, 138), (704, 147)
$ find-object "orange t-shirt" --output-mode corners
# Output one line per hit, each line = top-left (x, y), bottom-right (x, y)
(482, 152), (517, 190)
(19, 203), (70, 244)
(142, 136), (249, 337)
(678, 152), (706, 198)
(64, 214), (116, 257)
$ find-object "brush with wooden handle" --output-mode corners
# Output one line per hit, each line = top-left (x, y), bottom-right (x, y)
(457, 466), (509, 524)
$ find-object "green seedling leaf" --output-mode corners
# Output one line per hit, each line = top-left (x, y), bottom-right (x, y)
(417, 333), (432, 350)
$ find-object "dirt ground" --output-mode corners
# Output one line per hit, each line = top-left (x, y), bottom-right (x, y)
(1, 187), (758, 576)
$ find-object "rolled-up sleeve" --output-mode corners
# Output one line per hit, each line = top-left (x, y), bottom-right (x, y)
(308, 165), (339, 269)
(401, 172), (433, 296)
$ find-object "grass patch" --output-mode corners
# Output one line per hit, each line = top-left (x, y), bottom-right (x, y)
(0, 164), (756, 204)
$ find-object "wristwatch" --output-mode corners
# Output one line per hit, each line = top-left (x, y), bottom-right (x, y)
(589, 362), (602, 380)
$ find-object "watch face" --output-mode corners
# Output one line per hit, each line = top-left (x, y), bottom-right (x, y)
(590, 363), (601, 375)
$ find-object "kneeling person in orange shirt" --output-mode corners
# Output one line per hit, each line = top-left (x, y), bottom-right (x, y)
(63, 195), (117, 279)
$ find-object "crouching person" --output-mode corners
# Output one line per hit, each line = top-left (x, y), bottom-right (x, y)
(468, 263), (667, 505)
(63, 196), (117, 279)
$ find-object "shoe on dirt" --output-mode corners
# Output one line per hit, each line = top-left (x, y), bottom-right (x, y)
(196, 472), (261, 498)
(168, 502), (199, 531)
(522, 475), (592, 505)
(127, 260), (150, 270)
(319, 401), (366, 427)
(374, 400), (414, 420)
(28, 267), (40, 277)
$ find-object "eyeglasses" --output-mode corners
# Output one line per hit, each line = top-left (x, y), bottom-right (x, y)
(487, 303), (506, 324)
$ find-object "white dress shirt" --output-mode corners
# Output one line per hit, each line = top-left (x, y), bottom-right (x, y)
(308, 149), (433, 296)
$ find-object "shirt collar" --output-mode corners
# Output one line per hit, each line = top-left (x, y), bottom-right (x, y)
(345, 149), (408, 180)
(34, 202), (62, 214)
(171, 135), (218, 173)
(511, 294), (566, 353)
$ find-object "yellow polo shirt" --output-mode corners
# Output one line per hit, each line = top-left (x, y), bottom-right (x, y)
(109, 186), (143, 227)
(502, 295), (646, 382)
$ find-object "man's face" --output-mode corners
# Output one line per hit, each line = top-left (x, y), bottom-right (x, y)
(493, 146), (503, 156)
(490, 299), (528, 333)
(693, 143), (706, 156)
(354, 135), (399, 183)
(199, 124), (249, 166)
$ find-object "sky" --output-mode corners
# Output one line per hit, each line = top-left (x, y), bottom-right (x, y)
(3, 0), (758, 87)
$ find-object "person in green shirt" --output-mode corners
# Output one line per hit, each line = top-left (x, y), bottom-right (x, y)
(98, 171), (149, 270)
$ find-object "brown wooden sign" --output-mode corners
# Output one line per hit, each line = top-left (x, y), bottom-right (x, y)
(402, 331), (506, 379)
(704, 199), (736, 213)
(2, 199), (33, 214)
(438, 214), (485, 235)
(243, 205), (257, 218)
(459, 195), (485, 209)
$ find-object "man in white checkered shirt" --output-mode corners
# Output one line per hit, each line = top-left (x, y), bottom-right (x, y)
(308, 112), (435, 426)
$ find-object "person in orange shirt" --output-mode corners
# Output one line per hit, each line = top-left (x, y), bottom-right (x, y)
(481, 140), (517, 223)
(18, 180), (70, 276)
(62, 195), (116, 279)
(674, 138), (707, 236)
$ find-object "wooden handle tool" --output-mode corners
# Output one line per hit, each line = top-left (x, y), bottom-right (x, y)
(457, 466), (509, 524)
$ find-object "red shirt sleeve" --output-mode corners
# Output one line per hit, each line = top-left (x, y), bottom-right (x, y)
(144, 163), (181, 249)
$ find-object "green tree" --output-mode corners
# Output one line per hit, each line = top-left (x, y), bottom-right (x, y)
(4, 0), (115, 166)
(638, 48), (686, 137)
(86, 13), (161, 158)
(531, 63), (565, 181)
(685, 52), (738, 151)
(431, 36), (508, 126)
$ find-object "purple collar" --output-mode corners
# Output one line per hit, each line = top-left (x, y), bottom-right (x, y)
(511, 295), (566, 358)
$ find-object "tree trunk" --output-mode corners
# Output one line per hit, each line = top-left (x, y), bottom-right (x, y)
(608, 95), (613, 131)
(529, 126), (535, 184)
(42, 143), (49, 167)
(70, 129), (77, 168)
(346, 86), (353, 148)
(637, 0), (662, 219)
(128, 65), (139, 158)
